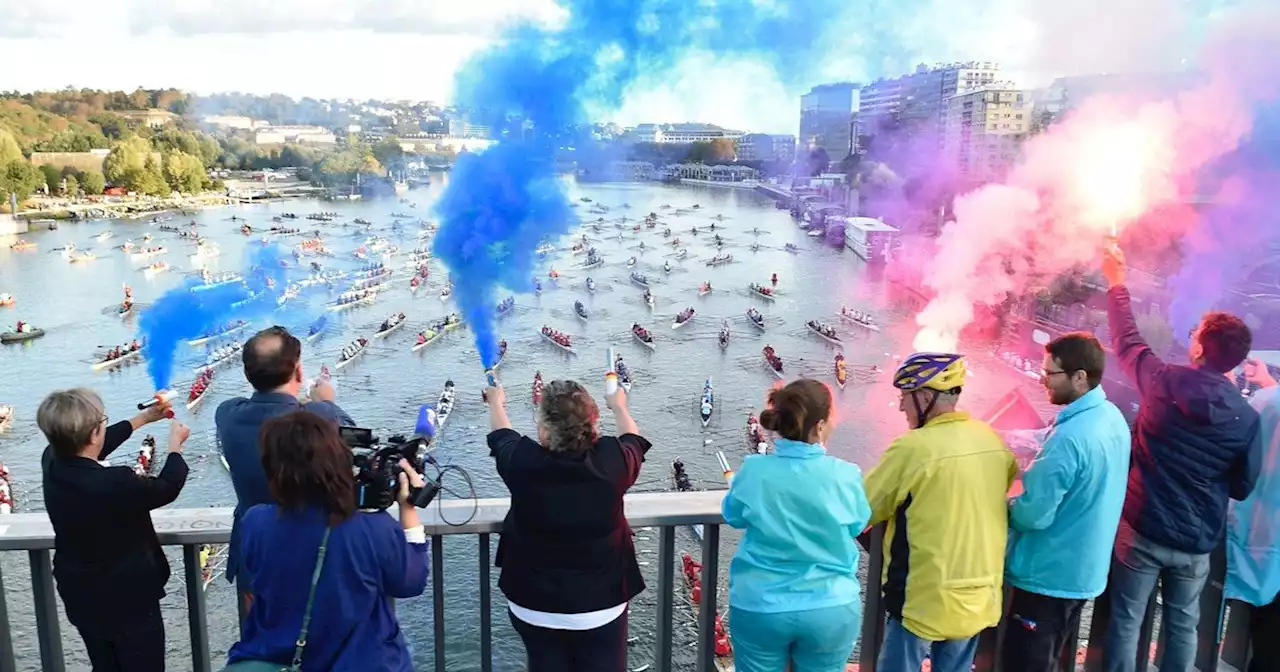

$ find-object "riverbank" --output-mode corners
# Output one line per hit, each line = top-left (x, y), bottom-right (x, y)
(17, 192), (237, 222)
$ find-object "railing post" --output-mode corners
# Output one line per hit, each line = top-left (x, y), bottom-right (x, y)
(478, 534), (492, 672)
(696, 524), (721, 672)
(0, 561), (16, 672)
(29, 549), (65, 672)
(432, 535), (445, 672)
(183, 544), (213, 672)
(858, 525), (885, 672)
(654, 525), (675, 672)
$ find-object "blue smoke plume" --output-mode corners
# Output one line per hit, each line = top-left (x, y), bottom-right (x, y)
(137, 244), (289, 389)
(432, 0), (917, 368)
(1167, 100), (1280, 346)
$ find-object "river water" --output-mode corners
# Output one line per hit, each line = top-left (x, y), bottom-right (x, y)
(0, 178), (1050, 670)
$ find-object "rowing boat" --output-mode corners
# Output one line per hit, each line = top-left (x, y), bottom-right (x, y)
(747, 285), (776, 302)
(806, 321), (842, 345)
(704, 253), (732, 267)
(632, 326), (656, 350)
(92, 348), (142, 372)
(187, 375), (214, 410)
(574, 302), (589, 322)
(68, 252), (97, 264)
(130, 247), (167, 260)
(680, 554), (734, 671)
(188, 322), (249, 346)
(195, 345), (242, 373)
(746, 309), (765, 331)
(762, 349), (784, 379)
(539, 329), (576, 355)
(1, 328), (44, 344)
(434, 381), (457, 432)
(614, 359), (633, 392)
(143, 262), (170, 278)
(839, 309), (881, 332)
(374, 315), (406, 339)
(698, 284), (712, 297)
(672, 308), (695, 330)
(327, 292), (378, 312)
(335, 339), (369, 370)
(630, 273), (649, 288)
(699, 378), (714, 428)
(411, 317), (463, 352)
(579, 256), (603, 270)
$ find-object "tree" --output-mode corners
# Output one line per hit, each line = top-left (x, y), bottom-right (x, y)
(360, 155), (384, 176)
(0, 160), (44, 207)
(0, 130), (22, 165)
(39, 164), (61, 194)
(163, 151), (207, 193)
(372, 138), (405, 172)
(103, 137), (152, 185)
(63, 174), (78, 197)
(89, 113), (128, 140)
(79, 169), (105, 195)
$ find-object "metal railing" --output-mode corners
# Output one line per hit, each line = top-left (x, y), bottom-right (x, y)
(0, 492), (1258, 671)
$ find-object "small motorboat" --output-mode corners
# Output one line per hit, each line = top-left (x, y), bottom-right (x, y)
(1, 325), (45, 344)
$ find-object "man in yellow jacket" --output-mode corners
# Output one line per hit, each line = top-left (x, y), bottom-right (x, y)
(864, 352), (1016, 672)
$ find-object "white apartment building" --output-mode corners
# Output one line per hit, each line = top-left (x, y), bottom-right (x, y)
(254, 125), (337, 145)
(628, 123), (744, 144)
(942, 84), (1031, 183)
(202, 115), (265, 130)
(859, 62), (1000, 139)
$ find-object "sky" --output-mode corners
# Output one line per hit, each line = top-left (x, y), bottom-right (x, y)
(0, 0), (1214, 134)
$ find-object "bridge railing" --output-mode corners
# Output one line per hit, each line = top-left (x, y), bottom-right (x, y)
(0, 491), (1256, 672)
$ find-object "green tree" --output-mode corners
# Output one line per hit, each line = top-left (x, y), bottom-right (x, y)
(372, 138), (405, 172)
(103, 136), (152, 186)
(79, 169), (105, 195)
(89, 113), (128, 140)
(0, 160), (44, 207)
(137, 155), (169, 195)
(39, 164), (61, 194)
(0, 130), (22, 164)
(163, 151), (206, 193)
(360, 155), (384, 176)
(63, 174), (79, 197)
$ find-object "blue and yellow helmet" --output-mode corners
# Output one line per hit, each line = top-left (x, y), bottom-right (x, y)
(893, 353), (967, 392)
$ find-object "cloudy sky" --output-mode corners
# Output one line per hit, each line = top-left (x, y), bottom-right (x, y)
(0, 0), (1210, 134)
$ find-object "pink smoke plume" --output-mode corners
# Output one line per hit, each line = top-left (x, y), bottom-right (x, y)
(911, 4), (1280, 353)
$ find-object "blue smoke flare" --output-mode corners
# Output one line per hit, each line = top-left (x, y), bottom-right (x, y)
(137, 244), (289, 389)
(432, 0), (915, 368)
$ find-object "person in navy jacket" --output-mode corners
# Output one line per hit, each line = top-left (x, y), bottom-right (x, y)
(216, 326), (354, 619)
(1102, 244), (1261, 672)
(226, 411), (428, 671)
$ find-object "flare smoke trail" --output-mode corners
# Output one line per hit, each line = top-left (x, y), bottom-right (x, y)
(137, 245), (289, 390)
(432, 0), (952, 368)
(911, 3), (1280, 353)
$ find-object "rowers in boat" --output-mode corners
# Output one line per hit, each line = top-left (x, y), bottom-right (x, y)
(409, 276), (421, 294)
(838, 306), (880, 331)
(663, 227), (672, 237)
(574, 301), (589, 321)
(771, 272), (778, 287)
(699, 378), (714, 427)
(784, 243), (799, 253)
(691, 226), (699, 235)
(630, 272), (649, 288)
(670, 237), (680, 247)
(327, 288), (377, 312)
(672, 307), (695, 330)
(631, 323), (655, 349)
(375, 312), (407, 338)
(705, 252), (732, 266)
(0, 465), (14, 514)
(672, 458), (694, 492)
(1, 320), (45, 343)
(434, 381), (457, 432)
(440, 283), (453, 301)
(835, 353), (848, 390)
(69, 250), (97, 263)
(493, 339), (508, 368)
(134, 435), (157, 476)
(571, 242), (587, 255)
(189, 320), (248, 346)
(762, 345), (784, 378)
(495, 296), (515, 317)
(614, 355), (633, 391)
(626, 256), (637, 268)
(533, 279), (543, 295)
(747, 282), (776, 301)
(580, 251), (603, 269)
(585, 277), (597, 293)
(306, 316), (327, 342)
(806, 319), (841, 345)
(643, 289), (654, 308)
(548, 267), (560, 280)
(663, 261), (672, 274)
(747, 415), (767, 454)
(93, 340), (143, 371)
(0, 294), (12, 307)
(412, 314), (462, 352)
(532, 372), (544, 405)
(0, 406), (11, 432)
(539, 325), (574, 353)
(336, 337), (369, 370)
(718, 320), (730, 349)
(130, 246), (167, 260)
(197, 343), (242, 372)
(699, 282), (712, 297)
(9, 240), (35, 251)
(187, 368), (215, 410)
(750, 242), (760, 252)
(674, 248), (687, 260)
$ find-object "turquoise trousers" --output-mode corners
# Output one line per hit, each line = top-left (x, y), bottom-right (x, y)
(730, 603), (861, 672)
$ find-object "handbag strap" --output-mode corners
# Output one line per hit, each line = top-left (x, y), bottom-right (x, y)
(288, 526), (331, 671)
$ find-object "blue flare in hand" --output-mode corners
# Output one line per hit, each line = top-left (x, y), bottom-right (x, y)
(415, 405), (439, 439)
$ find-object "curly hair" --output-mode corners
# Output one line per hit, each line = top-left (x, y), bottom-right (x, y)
(537, 380), (600, 453)
(260, 411), (356, 525)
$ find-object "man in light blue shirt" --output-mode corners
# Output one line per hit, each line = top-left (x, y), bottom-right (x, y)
(1002, 332), (1131, 671)
(1225, 359), (1280, 672)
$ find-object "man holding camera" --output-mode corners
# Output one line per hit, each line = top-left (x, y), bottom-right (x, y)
(216, 326), (355, 623)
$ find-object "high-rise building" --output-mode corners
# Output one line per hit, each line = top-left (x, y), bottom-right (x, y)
(799, 83), (860, 163)
(859, 62), (1000, 140)
(735, 134), (797, 162)
(942, 84), (1031, 184)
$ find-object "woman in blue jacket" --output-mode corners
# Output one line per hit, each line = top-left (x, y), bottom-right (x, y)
(722, 379), (872, 671)
(226, 411), (430, 671)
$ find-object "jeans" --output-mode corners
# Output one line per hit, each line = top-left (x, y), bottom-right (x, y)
(509, 608), (628, 672)
(730, 603), (860, 672)
(77, 606), (166, 672)
(877, 617), (978, 672)
(1000, 587), (1085, 672)
(1103, 520), (1210, 672)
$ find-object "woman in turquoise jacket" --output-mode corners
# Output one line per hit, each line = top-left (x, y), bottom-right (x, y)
(722, 379), (872, 672)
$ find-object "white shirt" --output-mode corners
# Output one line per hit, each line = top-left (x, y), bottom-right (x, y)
(508, 601), (626, 631)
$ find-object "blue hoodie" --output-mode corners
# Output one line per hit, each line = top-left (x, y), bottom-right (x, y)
(1226, 386), (1280, 607)
(722, 438), (871, 613)
(1006, 385), (1131, 599)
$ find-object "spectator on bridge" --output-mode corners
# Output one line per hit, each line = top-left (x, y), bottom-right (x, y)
(722, 379), (871, 672)
(225, 411), (428, 671)
(1001, 333), (1131, 671)
(1226, 360), (1280, 672)
(1102, 244), (1261, 672)
(484, 381), (649, 672)
(216, 326), (354, 624)
(39, 388), (187, 672)
(863, 353), (1015, 672)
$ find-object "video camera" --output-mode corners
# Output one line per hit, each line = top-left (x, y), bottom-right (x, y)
(339, 426), (441, 511)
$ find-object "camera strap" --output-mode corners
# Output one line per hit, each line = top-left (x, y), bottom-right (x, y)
(289, 526), (331, 670)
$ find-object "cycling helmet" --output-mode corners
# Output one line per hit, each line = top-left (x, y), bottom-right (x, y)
(894, 353), (967, 392)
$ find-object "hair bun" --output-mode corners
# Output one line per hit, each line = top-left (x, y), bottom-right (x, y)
(758, 408), (779, 432)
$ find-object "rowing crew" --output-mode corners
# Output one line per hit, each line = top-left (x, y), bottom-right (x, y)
(749, 282), (774, 296)
(379, 312), (406, 333)
(189, 369), (214, 402)
(763, 345), (783, 373)
(632, 323), (652, 341)
(807, 320), (837, 339)
(841, 307), (876, 326)
(416, 314), (461, 344)
(541, 326), (571, 348)
(340, 338), (368, 362)
(103, 340), (142, 363)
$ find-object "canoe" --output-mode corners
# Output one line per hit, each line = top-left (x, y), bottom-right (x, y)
(806, 322), (842, 345)
(1, 328), (45, 344)
(632, 329), (656, 350)
(748, 286), (776, 302)
(374, 318), (406, 339)
(335, 342), (369, 370)
(539, 330), (576, 355)
(188, 323), (248, 346)
(92, 348), (142, 371)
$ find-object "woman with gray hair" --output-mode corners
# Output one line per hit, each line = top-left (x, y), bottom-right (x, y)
(39, 387), (188, 672)
(484, 379), (649, 672)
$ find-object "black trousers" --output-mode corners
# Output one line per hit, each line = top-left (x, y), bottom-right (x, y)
(1249, 595), (1280, 672)
(510, 608), (628, 672)
(1000, 587), (1084, 672)
(76, 606), (165, 672)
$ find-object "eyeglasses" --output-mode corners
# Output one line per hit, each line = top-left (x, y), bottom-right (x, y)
(1041, 369), (1071, 379)
(99, 413), (109, 426)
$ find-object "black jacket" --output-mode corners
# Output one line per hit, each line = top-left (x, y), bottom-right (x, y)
(1108, 287), (1262, 553)
(488, 428), (651, 614)
(42, 422), (189, 627)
